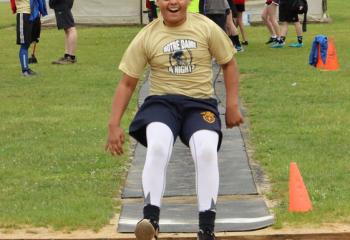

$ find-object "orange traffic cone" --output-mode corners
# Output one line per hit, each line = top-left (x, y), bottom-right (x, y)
(288, 162), (312, 212)
(316, 38), (340, 71)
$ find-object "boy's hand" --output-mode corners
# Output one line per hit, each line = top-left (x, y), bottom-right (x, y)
(105, 125), (125, 155)
(225, 104), (244, 128)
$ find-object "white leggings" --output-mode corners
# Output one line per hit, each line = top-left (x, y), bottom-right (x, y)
(142, 122), (219, 212)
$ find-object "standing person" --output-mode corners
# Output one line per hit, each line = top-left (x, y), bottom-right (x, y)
(233, 0), (248, 45)
(146, 0), (158, 22)
(200, 0), (243, 52)
(105, 0), (243, 239)
(271, 0), (304, 48)
(261, 0), (280, 44)
(226, 0), (244, 52)
(11, 0), (47, 76)
(49, 0), (78, 64)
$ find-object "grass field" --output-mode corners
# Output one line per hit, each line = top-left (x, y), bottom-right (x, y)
(1, 0), (349, 231)
(0, 5), (142, 230)
(237, 0), (350, 227)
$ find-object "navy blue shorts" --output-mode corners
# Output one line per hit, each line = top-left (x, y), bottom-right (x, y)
(129, 95), (223, 150)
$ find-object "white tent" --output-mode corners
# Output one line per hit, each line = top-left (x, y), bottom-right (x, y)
(42, 0), (329, 26)
(42, 0), (149, 26)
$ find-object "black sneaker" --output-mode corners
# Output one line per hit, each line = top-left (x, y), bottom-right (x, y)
(265, 37), (277, 44)
(22, 69), (37, 77)
(241, 41), (249, 46)
(52, 56), (77, 65)
(134, 219), (159, 240)
(197, 229), (215, 240)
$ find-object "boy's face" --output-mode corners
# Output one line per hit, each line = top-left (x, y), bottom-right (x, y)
(156, 0), (190, 27)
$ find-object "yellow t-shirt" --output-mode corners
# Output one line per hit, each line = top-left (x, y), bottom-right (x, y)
(15, 0), (31, 14)
(119, 13), (236, 99)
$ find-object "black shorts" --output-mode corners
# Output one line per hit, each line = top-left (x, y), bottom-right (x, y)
(206, 14), (226, 31)
(235, 4), (245, 12)
(230, 4), (239, 18)
(279, 0), (299, 22)
(55, 9), (75, 29)
(129, 95), (223, 150)
(16, 13), (41, 45)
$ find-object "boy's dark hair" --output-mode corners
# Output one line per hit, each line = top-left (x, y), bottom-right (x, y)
(291, 0), (308, 32)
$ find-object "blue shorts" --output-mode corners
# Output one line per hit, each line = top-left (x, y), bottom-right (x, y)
(129, 95), (223, 150)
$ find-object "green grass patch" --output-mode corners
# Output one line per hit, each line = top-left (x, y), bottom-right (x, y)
(0, 8), (142, 229)
(1, 0), (350, 230)
(238, 0), (350, 227)
(0, 2), (15, 29)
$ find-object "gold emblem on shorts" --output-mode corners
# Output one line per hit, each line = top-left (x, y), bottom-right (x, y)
(201, 111), (215, 124)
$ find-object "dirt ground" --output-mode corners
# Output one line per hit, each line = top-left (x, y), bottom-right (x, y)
(1, 215), (350, 240)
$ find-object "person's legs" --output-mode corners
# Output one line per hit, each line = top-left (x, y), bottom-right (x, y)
(279, 22), (288, 41)
(229, 34), (243, 52)
(189, 130), (219, 239)
(16, 13), (36, 76)
(225, 12), (243, 51)
(267, 3), (280, 42)
(287, 20), (303, 47)
(135, 122), (174, 240)
(143, 122), (174, 207)
(271, 0), (287, 48)
(19, 43), (31, 74)
(64, 26), (77, 56)
(178, 97), (221, 239)
(53, 8), (77, 64)
(288, 21), (303, 47)
(52, 25), (77, 64)
(236, 11), (247, 43)
(190, 130), (219, 212)
(262, 6), (275, 39)
(294, 21), (303, 37)
(271, 21), (287, 48)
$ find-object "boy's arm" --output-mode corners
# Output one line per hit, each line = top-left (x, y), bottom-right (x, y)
(105, 74), (139, 155)
(221, 58), (244, 128)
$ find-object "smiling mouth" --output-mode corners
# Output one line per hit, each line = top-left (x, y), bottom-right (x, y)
(168, 8), (179, 13)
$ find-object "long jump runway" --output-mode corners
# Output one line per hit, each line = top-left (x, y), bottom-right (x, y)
(118, 65), (274, 232)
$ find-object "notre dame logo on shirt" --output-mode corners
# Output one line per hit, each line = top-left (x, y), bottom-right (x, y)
(201, 111), (215, 124)
(163, 39), (197, 75)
